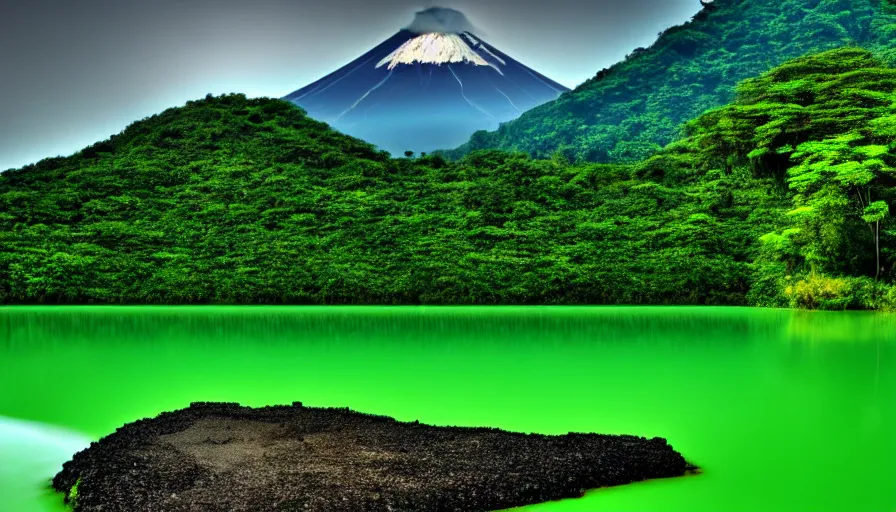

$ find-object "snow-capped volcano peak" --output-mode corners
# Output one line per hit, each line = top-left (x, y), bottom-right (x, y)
(375, 32), (495, 71)
(283, 7), (569, 156)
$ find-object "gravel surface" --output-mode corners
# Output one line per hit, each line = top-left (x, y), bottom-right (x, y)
(53, 402), (697, 511)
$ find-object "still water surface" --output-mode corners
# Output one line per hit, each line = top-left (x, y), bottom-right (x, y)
(1, 306), (894, 511)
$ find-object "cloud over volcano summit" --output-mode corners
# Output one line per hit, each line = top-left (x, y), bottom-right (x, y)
(405, 7), (479, 34)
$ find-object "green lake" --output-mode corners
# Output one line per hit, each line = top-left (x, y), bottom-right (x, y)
(1, 306), (894, 511)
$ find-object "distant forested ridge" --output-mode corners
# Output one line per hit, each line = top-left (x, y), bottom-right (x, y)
(443, 0), (896, 163)
(0, 48), (894, 308)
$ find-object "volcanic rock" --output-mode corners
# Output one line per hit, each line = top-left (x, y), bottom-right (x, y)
(53, 402), (696, 511)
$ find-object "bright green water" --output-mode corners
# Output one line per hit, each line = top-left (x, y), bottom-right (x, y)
(1, 306), (894, 512)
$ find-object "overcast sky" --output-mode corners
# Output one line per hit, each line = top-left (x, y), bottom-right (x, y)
(0, 0), (701, 171)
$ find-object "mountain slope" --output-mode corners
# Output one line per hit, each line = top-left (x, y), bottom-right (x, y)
(0, 90), (776, 305)
(444, 0), (896, 162)
(283, 8), (568, 156)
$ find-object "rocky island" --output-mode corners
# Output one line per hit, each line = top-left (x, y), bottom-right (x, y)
(53, 402), (696, 511)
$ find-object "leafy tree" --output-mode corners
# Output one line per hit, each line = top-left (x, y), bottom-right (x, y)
(787, 134), (894, 279)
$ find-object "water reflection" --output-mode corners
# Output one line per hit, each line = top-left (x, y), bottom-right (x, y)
(1, 306), (805, 350)
(783, 309), (896, 343)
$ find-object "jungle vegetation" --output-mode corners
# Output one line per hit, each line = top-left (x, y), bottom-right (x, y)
(0, 48), (893, 308)
(443, 0), (896, 164)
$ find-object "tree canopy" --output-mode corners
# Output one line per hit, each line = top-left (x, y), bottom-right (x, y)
(1, 48), (894, 309)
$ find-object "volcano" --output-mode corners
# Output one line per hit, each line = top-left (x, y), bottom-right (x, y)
(283, 7), (570, 155)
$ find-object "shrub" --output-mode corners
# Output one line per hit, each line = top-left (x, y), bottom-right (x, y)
(785, 273), (856, 310)
(784, 274), (896, 310)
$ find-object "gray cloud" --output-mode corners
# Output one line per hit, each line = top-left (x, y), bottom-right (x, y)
(405, 7), (480, 34)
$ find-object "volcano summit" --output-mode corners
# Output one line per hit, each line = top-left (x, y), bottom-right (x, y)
(284, 7), (569, 155)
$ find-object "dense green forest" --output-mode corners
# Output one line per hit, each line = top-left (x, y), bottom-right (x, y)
(443, 0), (896, 163)
(0, 48), (893, 308)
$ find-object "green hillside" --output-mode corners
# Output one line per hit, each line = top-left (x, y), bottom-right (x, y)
(0, 48), (893, 307)
(443, 0), (896, 163)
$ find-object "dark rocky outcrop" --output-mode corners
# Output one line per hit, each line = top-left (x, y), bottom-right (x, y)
(53, 402), (697, 511)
